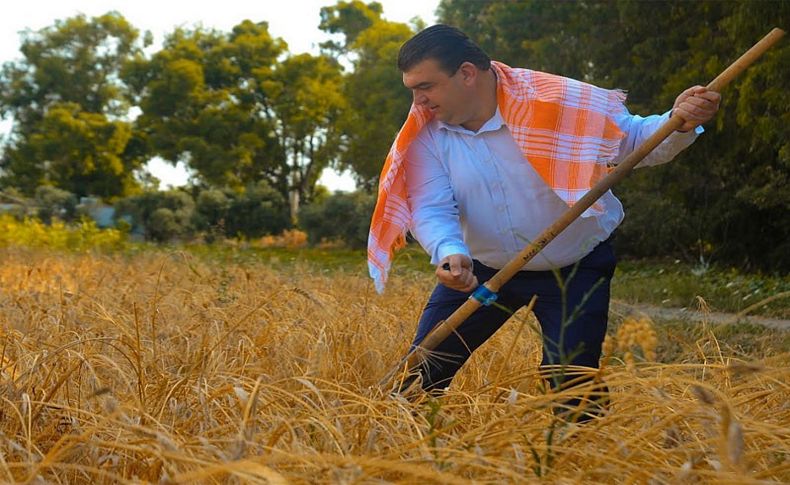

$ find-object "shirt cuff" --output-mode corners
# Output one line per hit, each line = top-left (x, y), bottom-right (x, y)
(434, 241), (471, 265)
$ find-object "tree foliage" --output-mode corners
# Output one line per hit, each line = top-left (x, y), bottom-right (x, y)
(320, 1), (414, 190)
(319, 0), (384, 54)
(300, 190), (376, 248)
(223, 181), (290, 238)
(0, 12), (144, 197)
(124, 21), (287, 191)
(267, 53), (346, 217)
(125, 21), (345, 217)
(114, 189), (195, 242)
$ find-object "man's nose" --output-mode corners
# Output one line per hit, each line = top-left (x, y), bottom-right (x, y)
(413, 91), (428, 105)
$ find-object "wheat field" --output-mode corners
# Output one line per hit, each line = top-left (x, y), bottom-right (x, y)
(1, 247), (788, 483)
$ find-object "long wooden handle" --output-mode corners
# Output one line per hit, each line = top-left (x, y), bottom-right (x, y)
(379, 28), (786, 391)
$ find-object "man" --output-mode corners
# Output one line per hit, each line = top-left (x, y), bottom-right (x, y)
(367, 25), (719, 410)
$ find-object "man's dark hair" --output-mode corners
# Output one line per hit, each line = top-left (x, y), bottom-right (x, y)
(397, 24), (491, 74)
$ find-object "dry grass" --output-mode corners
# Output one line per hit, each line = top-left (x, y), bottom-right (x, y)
(0, 247), (788, 484)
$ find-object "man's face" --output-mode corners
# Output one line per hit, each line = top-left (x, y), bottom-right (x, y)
(402, 58), (472, 126)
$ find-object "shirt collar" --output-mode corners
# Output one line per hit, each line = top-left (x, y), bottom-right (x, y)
(437, 107), (505, 136)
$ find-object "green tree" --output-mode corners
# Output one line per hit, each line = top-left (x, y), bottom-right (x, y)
(320, 1), (414, 190)
(651, 1), (790, 269)
(437, 1), (593, 79)
(0, 12), (145, 197)
(267, 53), (346, 219)
(6, 103), (134, 197)
(124, 21), (287, 191)
(319, 0), (384, 54)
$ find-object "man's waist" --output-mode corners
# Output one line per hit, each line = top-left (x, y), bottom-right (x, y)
(472, 233), (615, 275)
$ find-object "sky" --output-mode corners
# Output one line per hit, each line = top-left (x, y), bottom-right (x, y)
(0, 0), (440, 191)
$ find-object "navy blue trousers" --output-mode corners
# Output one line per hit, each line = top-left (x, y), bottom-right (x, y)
(411, 238), (616, 392)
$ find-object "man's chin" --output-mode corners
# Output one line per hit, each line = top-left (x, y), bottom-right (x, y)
(434, 112), (452, 123)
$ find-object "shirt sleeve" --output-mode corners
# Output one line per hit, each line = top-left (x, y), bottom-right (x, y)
(611, 109), (704, 168)
(405, 128), (471, 265)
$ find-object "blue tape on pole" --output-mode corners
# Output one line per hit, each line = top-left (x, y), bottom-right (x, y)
(471, 285), (498, 306)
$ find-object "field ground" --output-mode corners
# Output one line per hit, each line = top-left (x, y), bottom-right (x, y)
(1, 245), (788, 483)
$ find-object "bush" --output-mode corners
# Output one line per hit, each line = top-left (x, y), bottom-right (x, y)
(224, 181), (290, 238)
(35, 186), (77, 223)
(148, 208), (181, 242)
(299, 191), (375, 248)
(114, 190), (195, 242)
(113, 182), (290, 242)
(0, 214), (126, 251)
(192, 189), (231, 242)
(255, 229), (309, 249)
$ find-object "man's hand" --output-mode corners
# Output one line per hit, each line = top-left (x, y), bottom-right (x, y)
(672, 85), (721, 133)
(436, 253), (478, 293)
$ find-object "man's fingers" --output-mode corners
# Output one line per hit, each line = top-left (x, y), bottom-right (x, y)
(685, 89), (721, 113)
(456, 274), (478, 293)
(673, 85), (721, 133)
(463, 276), (479, 293)
(436, 258), (477, 292)
(684, 96), (711, 108)
(681, 85), (700, 97)
(452, 266), (474, 288)
(674, 87), (721, 131)
(676, 105), (706, 121)
(678, 100), (718, 123)
(684, 94), (719, 111)
(462, 270), (474, 287)
(677, 86), (720, 107)
(695, 90), (721, 103)
(435, 254), (478, 292)
(449, 255), (463, 276)
(438, 272), (477, 292)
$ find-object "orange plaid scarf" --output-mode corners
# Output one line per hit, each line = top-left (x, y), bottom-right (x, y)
(368, 61), (627, 292)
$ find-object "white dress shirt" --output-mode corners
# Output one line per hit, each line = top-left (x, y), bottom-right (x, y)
(405, 108), (703, 270)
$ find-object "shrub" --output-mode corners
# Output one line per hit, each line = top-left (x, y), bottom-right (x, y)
(299, 191), (375, 248)
(0, 214), (126, 250)
(193, 189), (231, 242)
(114, 190), (195, 242)
(255, 228), (308, 249)
(35, 186), (78, 223)
(148, 208), (180, 242)
(224, 181), (290, 238)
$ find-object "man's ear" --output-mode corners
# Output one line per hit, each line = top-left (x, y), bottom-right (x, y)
(457, 62), (477, 85)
